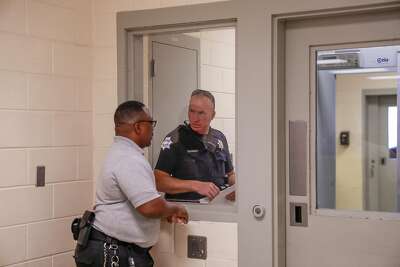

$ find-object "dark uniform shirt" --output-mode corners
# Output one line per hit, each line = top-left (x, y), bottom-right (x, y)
(155, 123), (234, 200)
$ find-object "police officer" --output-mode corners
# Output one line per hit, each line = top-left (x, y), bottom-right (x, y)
(155, 89), (236, 201)
(74, 101), (188, 267)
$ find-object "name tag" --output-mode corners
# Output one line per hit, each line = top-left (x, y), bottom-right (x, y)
(187, 149), (199, 153)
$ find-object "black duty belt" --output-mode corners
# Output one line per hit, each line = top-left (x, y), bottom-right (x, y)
(90, 227), (151, 253)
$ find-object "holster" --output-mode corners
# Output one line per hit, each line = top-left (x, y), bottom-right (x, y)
(71, 210), (95, 248)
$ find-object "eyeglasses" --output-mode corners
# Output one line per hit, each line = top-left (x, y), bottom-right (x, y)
(136, 120), (157, 128)
(116, 120), (157, 128)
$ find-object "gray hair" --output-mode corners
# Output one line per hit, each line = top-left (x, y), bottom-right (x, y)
(114, 100), (146, 126)
(191, 89), (215, 110)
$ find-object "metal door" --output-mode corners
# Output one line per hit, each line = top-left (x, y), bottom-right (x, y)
(150, 34), (200, 166)
(366, 95), (397, 212)
(285, 9), (400, 266)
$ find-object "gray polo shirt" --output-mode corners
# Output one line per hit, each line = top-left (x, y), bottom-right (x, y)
(93, 136), (161, 248)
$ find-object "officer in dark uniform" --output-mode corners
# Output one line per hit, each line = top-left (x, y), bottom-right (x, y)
(155, 89), (236, 201)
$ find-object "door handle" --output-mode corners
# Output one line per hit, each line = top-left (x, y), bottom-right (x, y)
(252, 205), (265, 219)
(370, 160), (375, 177)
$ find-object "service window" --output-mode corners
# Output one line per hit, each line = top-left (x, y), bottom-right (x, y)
(119, 21), (237, 221)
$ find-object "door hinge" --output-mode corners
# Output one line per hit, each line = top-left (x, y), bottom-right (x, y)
(150, 59), (155, 77)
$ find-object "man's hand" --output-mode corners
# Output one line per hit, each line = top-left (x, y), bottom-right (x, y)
(192, 181), (220, 200)
(167, 205), (188, 224)
(225, 191), (235, 201)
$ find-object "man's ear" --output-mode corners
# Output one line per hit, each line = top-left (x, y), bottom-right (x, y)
(212, 110), (216, 120)
(133, 122), (141, 135)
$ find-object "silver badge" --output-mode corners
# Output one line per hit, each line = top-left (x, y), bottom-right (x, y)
(161, 136), (173, 150)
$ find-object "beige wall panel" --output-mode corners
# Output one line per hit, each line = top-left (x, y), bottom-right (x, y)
(28, 0), (75, 42)
(53, 43), (91, 78)
(94, 147), (109, 179)
(53, 181), (93, 218)
(0, 33), (52, 73)
(52, 251), (74, 267)
(53, 112), (91, 146)
(76, 78), (92, 112)
(176, 258), (205, 267)
(222, 118), (235, 145)
(29, 148), (77, 184)
(93, 47), (117, 79)
(93, 12), (117, 47)
(25, 257), (52, 267)
(200, 40), (211, 66)
(94, 0), (133, 14)
(201, 29), (235, 44)
(93, 79), (118, 114)
(0, 111), (52, 147)
(208, 42), (234, 69)
(214, 93), (235, 118)
(26, 38), (53, 74)
(153, 252), (177, 267)
(0, 149), (27, 187)
(132, 0), (161, 10)
(175, 222), (237, 261)
(93, 114), (115, 147)
(0, 0), (25, 36)
(27, 218), (75, 259)
(0, 225), (26, 266)
(78, 146), (93, 180)
(221, 69), (235, 94)
(190, 0), (225, 4)
(33, 0), (79, 9)
(160, 0), (190, 8)
(201, 65), (222, 92)
(74, 0), (92, 46)
(0, 70), (27, 110)
(29, 74), (75, 111)
(0, 186), (52, 227)
(206, 259), (238, 267)
(211, 118), (224, 130)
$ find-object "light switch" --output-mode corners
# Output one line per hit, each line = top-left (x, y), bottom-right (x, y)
(36, 166), (45, 187)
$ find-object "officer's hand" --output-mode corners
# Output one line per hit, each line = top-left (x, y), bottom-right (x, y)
(168, 205), (188, 224)
(192, 181), (220, 200)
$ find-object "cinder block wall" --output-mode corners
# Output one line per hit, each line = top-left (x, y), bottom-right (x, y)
(0, 1), (237, 266)
(0, 0), (92, 266)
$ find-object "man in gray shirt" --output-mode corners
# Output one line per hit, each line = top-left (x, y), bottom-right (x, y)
(74, 101), (188, 267)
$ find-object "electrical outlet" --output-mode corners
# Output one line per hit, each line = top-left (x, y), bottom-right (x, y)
(187, 235), (207, 260)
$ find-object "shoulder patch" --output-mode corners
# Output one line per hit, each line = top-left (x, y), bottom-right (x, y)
(161, 136), (173, 150)
(217, 139), (224, 150)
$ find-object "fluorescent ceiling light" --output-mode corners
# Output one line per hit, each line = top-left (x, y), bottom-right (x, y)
(330, 68), (389, 74)
(317, 59), (347, 65)
(368, 75), (400, 80)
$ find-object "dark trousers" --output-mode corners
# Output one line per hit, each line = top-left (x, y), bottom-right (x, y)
(74, 229), (154, 267)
